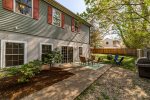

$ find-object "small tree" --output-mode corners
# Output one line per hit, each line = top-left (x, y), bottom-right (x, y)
(43, 48), (62, 68)
(90, 29), (102, 48)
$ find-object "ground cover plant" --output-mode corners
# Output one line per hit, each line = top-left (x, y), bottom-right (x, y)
(5, 60), (42, 83)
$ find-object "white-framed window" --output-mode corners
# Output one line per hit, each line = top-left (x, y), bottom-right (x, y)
(1, 40), (27, 68)
(14, 0), (33, 17)
(52, 8), (61, 27)
(40, 43), (53, 61)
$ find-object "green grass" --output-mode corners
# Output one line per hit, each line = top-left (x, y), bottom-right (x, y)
(93, 54), (137, 72)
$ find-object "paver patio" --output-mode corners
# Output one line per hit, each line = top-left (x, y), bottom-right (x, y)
(22, 64), (111, 100)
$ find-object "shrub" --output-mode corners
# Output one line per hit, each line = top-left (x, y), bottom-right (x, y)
(43, 49), (62, 67)
(5, 60), (42, 83)
(107, 54), (113, 60)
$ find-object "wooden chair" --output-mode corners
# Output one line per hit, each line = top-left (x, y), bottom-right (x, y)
(90, 55), (97, 64)
(96, 57), (103, 63)
(79, 56), (87, 65)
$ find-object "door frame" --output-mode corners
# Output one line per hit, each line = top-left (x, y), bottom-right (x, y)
(60, 45), (74, 63)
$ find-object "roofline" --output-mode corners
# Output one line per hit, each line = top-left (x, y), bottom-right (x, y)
(44, 0), (92, 27)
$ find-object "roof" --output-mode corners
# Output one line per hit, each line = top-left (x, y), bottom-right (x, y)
(44, 0), (92, 27)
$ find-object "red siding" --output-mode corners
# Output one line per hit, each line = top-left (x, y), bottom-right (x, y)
(61, 13), (65, 28)
(71, 18), (75, 32)
(2, 0), (13, 11)
(33, 0), (39, 20)
(48, 6), (52, 24)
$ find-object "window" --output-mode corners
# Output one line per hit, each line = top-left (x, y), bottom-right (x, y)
(61, 46), (73, 63)
(79, 47), (83, 56)
(41, 44), (52, 61)
(15, 0), (32, 17)
(52, 8), (61, 27)
(5, 42), (25, 67)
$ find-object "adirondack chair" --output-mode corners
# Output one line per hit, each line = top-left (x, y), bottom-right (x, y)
(116, 57), (124, 65)
(114, 54), (124, 65)
(114, 54), (119, 62)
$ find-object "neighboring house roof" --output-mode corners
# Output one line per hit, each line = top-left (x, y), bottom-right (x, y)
(45, 0), (92, 27)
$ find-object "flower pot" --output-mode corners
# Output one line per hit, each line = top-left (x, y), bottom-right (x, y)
(41, 64), (50, 70)
(53, 63), (61, 67)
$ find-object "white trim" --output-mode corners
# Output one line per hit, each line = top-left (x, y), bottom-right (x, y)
(40, 43), (53, 60)
(13, 0), (33, 18)
(1, 40), (27, 68)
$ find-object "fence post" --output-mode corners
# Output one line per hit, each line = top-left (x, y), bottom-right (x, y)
(137, 49), (142, 58)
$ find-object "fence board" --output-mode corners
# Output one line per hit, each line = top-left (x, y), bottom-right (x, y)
(91, 48), (137, 56)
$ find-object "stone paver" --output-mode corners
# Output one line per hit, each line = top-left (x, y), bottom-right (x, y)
(22, 64), (111, 100)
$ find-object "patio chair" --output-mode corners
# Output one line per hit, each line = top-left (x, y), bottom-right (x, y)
(91, 55), (96, 60)
(114, 54), (119, 62)
(115, 56), (124, 65)
(94, 57), (103, 64)
(79, 56), (87, 65)
(90, 55), (97, 64)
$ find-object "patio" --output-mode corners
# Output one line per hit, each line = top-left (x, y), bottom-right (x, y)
(21, 63), (111, 100)
(75, 67), (150, 100)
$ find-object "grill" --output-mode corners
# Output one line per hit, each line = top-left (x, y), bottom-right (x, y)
(136, 51), (150, 78)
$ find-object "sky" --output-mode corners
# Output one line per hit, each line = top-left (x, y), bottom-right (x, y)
(55, 0), (86, 14)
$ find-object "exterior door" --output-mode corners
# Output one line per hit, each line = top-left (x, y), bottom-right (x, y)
(61, 46), (73, 63)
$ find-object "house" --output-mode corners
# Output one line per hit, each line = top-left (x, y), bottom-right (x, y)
(102, 38), (124, 48)
(0, 0), (91, 68)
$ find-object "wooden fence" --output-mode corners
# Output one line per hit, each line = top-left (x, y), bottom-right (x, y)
(91, 48), (138, 56)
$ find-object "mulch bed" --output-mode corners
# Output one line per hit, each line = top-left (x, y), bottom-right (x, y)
(0, 67), (74, 100)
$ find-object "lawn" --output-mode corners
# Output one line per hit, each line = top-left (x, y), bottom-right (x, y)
(94, 54), (137, 72)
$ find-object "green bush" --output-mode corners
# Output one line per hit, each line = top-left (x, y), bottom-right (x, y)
(5, 60), (42, 83)
(43, 49), (62, 67)
(107, 54), (113, 60)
